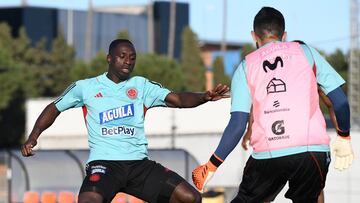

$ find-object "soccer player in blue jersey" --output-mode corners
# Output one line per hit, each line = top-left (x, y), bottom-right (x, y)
(21, 39), (230, 203)
(192, 7), (353, 203)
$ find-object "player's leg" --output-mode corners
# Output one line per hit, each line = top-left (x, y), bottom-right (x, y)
(285, 152), (330, 203)
(261, 189), (324, 203)
(78, 160), (125, 203)
(231, 157), (288, 203)
(169, 180), (201, 203)
(78, 192), (103, 203)
(125, 159), (201, 203)
(317, 190), (324, 203)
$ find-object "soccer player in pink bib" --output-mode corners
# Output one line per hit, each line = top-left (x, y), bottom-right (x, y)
(192, 7), (353, 203)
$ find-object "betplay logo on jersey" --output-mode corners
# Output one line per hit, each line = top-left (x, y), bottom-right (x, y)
(99, 104), (134, 124)
(101, 125), (136, 136)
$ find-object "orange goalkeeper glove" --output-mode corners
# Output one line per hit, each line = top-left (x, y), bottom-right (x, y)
(192, 154), (223, 192)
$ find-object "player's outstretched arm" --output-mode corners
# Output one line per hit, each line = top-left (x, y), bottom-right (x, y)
(192, 111), (249, 192)
(165, 84), (229, 108)
(242, 107), (253, 150)
(21, 103), (60, 157)
(326, 87), (353, 171)
(318, 89), (338, 129)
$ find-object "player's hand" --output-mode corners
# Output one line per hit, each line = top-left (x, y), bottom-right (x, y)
(192, 162), (217, 193)
(241, 134), (250, 150)
(21, 138), (37, 157)
(204, 84), (230, 101)
(192, 154), (223, 192)
(332, 136), (354, 171)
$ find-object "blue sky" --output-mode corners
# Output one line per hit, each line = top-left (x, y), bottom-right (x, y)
(0, 0), (352, 54)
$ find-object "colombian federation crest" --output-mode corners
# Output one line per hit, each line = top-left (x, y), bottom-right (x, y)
(126, 88), (138, 99)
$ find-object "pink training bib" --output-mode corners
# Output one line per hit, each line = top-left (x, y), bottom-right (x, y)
(245, 42), (329, 153)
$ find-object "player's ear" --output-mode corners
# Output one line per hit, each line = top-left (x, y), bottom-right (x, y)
(106, 54), (112, 64)
(251, 31), (258, 43)
(281, 32), (287, 42)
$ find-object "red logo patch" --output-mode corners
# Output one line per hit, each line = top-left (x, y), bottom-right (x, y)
(89, 174), (101, 182)
(126, 88), (138, 99)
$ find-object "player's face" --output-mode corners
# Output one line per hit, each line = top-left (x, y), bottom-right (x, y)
(107, 43), (136, 81)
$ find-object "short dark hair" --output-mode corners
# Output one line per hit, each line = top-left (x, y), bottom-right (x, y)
(108, 39), (134, 55)
(253, 7), (285, 40)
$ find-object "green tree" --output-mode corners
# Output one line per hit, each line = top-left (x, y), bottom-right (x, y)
(89, 51), (108, 76)
(70, 51), (108, 81)
(14, 33), (76, 97)
(326, 49), (348, 89)
(180, 26), (205, 91)
(11, 27), (38, 98)
(241, 43), (256, 60)
(326, 49), (348, 72)
(213, 56), (230, 86)
(22, 38), (54, 96)
(117, 30), (132, 41)
(0, 23), (27, 147)
(133, 54), (184, 91)
(48, 34), (76, 95)
(71, 60), (91, 81)
(0, 23), (19, 110)
(0, 23), (77, 147)
(324, 49), (348, 95)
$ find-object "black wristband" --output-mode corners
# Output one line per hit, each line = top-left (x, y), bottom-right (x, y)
(210, 154), (223, 167)
(337, 129), (350, 137)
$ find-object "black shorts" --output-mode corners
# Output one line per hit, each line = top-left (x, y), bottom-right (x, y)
(79, 159), (185, 203)
(231, 152), (330, 203)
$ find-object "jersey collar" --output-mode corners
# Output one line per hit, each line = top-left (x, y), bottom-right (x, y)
(98, 72), (127, 89)
(260, 40), (282, 48)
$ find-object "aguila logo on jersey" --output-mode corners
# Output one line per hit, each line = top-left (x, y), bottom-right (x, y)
(263, 56), (283, 73)
(271, 120), (285, 135)
(126, 88), (138, 99)
(99, 104), (134, 124)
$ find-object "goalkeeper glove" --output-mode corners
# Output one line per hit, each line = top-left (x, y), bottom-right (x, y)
(332, 135), (354, 171)
(192, 154), (223, 192)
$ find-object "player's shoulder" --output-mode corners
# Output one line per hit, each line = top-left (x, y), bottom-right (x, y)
(292, 40), (318, 53)
(127, 76), (148, 87)
(233, 60), (247, 73)
(128, 76), (165, 89)
(129, 75), (147, 82)
(76, 76), (97, 86)
(71, 75), (104, 91)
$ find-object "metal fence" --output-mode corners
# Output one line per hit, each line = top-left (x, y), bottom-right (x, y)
(0, 149), (198, 203)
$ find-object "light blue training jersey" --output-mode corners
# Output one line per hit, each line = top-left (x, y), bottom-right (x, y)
(54, 73), (170, 162)
(231, 42), (345, 159)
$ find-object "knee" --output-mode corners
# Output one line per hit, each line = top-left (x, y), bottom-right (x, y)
(175, 189), (202, 203)
(78, 192), (103, 203)
(186, 190), (202, 203)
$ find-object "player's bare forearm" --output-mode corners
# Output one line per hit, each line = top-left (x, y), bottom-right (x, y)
(28, 103), (60, 140)
(165, 84), (229, 108)
(21, 103), (60, 157)
(165, 92), (207, 108)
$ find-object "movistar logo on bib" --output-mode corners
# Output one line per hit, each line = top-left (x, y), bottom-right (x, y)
(99, 104), (134, 124)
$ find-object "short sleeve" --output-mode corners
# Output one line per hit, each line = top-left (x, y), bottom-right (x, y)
(304, 46), (345, 94)
(230, 61), (252, 113)
(54, 82), (84, 112)
(143, 79), (171, 108)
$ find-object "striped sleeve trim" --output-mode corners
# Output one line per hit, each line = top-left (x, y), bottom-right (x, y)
(54, 83), (76, 104)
